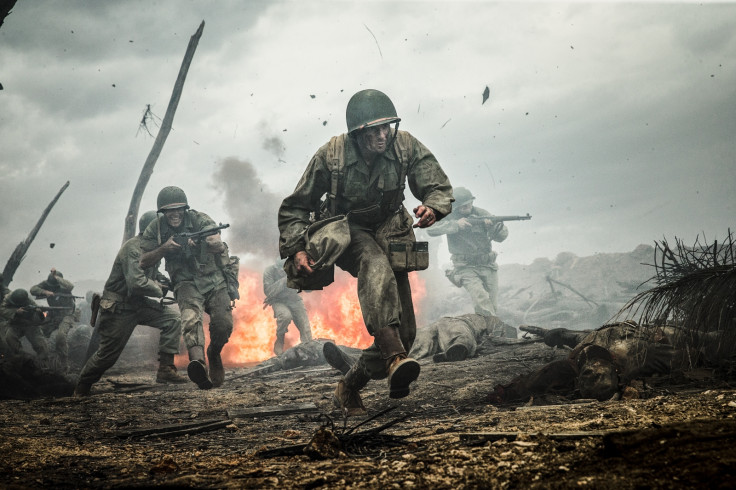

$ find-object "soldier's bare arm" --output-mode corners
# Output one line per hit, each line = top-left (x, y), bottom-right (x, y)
(139, 236), (181, 269)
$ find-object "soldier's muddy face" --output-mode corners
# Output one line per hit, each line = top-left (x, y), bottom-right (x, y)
(357, 124), (390, 155)
(162, 208), (185, 228)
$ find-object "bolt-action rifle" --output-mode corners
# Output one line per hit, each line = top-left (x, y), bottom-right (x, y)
(466, 213), (532, 226)
(33, 293), (83, 300)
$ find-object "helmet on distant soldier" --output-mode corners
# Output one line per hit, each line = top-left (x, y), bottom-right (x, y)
(346, 89), (401, 134)
(453, 187), (475, 208)
(8, 288), (30, 306)
(157, 186), (190, 212)
(138, 210), (158, 234)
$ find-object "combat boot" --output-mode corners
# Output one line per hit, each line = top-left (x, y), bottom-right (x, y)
(156, 353), (188, 384)
(207, 344), (225, 388)
(273, 336), (285, 356)
(334, 379), (366, 417)
(374, 325), (420, 399)
(386, 354), (420, 399)
(333, 362), (370, 417)
(323, 341), (355, 375)
(187, 346), (213, 390)
(72, 383), (91, 398)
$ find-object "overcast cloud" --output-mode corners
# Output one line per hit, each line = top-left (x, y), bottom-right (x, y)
(1, 0), (734, 290)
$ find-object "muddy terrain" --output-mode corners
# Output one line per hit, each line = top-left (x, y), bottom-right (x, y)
(1, 338), (735, 489)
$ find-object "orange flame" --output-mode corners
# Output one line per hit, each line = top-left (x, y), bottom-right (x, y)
(215, 268), (426, 366)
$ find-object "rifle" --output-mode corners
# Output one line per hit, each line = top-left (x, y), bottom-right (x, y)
(21, 305), (71, 314)
(34, 292), (83, 300)
(466, 213), (532, 226)
(172, 223), (230, 260)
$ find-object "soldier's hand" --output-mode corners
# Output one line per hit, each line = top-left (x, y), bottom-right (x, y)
(160, 236), (182, 253)
(457, 218), (472, 230)
(413, 205), (437, 228)
(205, 234), (226, 253)
(294, 251), (315, 276)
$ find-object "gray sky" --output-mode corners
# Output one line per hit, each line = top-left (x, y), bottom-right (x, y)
(1, 0), (735, 290)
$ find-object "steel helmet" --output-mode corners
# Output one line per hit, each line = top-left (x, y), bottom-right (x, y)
(346, 89), (401, 134)
(157, 186), (190, 212)
(8, 288), (30, 307)
(138, 210), (158, 234)
(453, 187), (475, 208)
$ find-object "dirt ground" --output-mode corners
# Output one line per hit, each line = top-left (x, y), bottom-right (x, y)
(2, 340), (736, 489)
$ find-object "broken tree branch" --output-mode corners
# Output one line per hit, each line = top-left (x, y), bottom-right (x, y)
(121, 20), (205, 243)
(2, 181), (70, 287)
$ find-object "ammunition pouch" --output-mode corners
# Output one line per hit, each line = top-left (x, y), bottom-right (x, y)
(376, 207), (429, 272)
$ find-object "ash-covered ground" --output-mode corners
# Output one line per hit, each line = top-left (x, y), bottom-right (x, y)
(1, 338), (735, 489)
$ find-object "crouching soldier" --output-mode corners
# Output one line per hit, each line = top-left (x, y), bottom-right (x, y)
(74, 211), (186, 397)
(0, 289), (51, 362)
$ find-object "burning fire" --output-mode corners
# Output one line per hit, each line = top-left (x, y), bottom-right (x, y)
(218, 267), (426, 366)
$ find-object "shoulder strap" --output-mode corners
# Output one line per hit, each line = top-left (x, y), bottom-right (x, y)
(326, 135), (345, 217)
(390, 132), (409, 211)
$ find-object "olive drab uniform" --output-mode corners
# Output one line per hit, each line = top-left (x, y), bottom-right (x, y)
(76, 234), (184, 390)
(30, 272), (78, 368)
(0, 291), (50, 360)
(278, 129), (453, 394)
(140, 208), (234, 386)
(409, 313), (517, 363)
(426, 205), (508, 316)
(263, 258), (312, 355)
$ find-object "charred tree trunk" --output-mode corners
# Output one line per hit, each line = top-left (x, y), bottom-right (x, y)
(121, 20), (205, 243)
(0, 0), (18, 32)
(2, 181), (70, 287)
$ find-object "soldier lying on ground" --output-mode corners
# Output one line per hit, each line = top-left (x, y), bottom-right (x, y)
(409, 313), (517, 363)
(252, 339), (362, 376)
(489, 321), (728, 403)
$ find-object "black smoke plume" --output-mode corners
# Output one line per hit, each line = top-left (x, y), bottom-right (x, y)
(212, 157), (282, 261)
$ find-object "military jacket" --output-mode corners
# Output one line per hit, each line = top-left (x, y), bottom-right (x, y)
(0, 296), (44, 328)
(103, 235), (165, 302)
(140, 209), (227, 295)
(426, 205), (508, 265)
(263, 261), (300, 305)
(29, 274), (76, 314)
(278, 130), (453, 258)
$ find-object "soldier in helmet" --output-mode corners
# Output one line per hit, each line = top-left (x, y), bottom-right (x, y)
(426, 186), (508, 317)
(30, 268), (78, 370)
(0, 288), (51, 361)
(140, 187), (236, 390)
(263, 258), (312, 355)
(73, 211), (187, 397)
(278, 88), (454, 415)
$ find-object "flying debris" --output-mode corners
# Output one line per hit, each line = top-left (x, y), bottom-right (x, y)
(310, 95), (316, 99)
(322, 121), (327, 126)
(482, 86), (490, 105)
(49, 243), (55, 248)
(0, 82), (3, 90)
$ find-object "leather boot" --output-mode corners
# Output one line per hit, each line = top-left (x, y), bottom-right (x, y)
(333, 362), (370, 417)
(334, 380), (366, 417)
(72, 383), (91, 398)
(374, 325), (420, 399)
(187, 346), (213, 390)
(273, 336), (285, 356)
(207, 344), (225, 388)
(386, 354), (420, 399)
(323, 341), (355, 375)
(156, 352), (188, 384)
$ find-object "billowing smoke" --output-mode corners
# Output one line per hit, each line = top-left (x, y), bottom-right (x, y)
(212, 157), (282, 261)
